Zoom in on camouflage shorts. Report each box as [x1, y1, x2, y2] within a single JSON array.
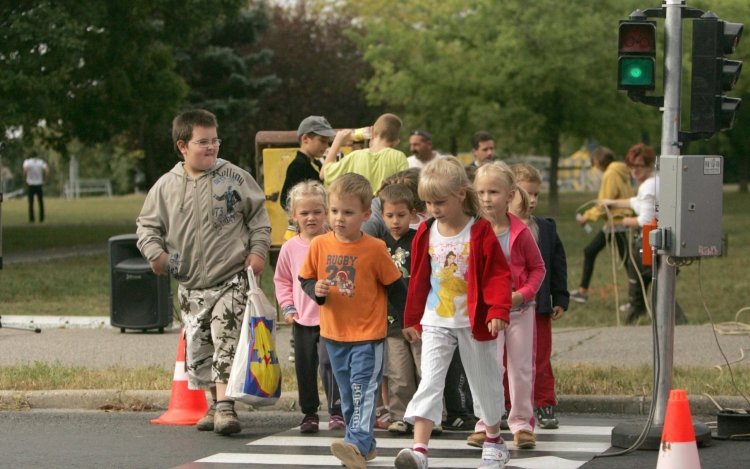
[[179, 271, 248, 389]]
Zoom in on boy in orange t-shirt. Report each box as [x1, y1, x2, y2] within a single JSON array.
[[299, 173, 407, 469]]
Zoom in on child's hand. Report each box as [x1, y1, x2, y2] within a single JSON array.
[[284, 313, 299, 325], [402, 327, 421, 344], [511, 292, 524, 307], [334, 129, 353, 146], [245, 253, 265, 276], [149, 252, 169, 276], [487, 318, 509, 336], [551, 306, 565, 320], [315, 279, 331, 297]]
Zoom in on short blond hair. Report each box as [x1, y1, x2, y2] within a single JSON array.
[[373, 113, 402, 143], [510, 163, 542, 185], [419, 156, 481, 217], [328, 173, 373, 211]]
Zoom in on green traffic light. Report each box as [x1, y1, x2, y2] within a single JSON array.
[[619, 57, 654, 87]]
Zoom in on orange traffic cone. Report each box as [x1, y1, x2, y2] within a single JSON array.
[[151, 328, 209, 426], [656, 389, 701, 469]]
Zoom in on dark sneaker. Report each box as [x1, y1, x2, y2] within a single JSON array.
[[443, 414, 479, 431], [626, 307, 646, 324], [570, 291, 588, 304], [330, 439, 366, 469], [300, 413, 320, 433], [535, 406, 559, 429], [196, 403, 216, 431], [431, 424, 443, 436], [328, 413, 345, 431], [388, 420, 414, 435], [500, 410, 509, 430], [213, 403, 241, 436]]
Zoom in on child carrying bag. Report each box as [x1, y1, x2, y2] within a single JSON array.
[[226, 269, 282, 406]]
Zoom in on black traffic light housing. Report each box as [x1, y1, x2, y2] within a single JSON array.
[[690, 12, 744, 134], [618, 17, 657, 92]]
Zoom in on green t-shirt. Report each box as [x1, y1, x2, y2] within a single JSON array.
[[323, 147, 408, 194]]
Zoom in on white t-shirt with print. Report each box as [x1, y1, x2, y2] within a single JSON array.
[[421, 218, 474, 329]]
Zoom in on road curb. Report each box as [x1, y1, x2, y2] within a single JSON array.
[[2, 390, 745, 415]]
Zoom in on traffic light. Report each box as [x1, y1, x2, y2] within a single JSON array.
[[618, 19, 657, 91], [690, 13, 743, 133]]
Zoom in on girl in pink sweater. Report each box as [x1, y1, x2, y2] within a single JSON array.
[[472, 161, 546, 450], [273, 181, 343, 433]]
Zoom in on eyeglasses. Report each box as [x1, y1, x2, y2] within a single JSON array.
[[188, 139, 222, 148]]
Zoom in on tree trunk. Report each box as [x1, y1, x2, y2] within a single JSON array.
[[739, 156, 749, 193], [548, 131, 561, 216]]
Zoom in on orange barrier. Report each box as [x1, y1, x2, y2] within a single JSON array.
[[151, 328, 209, 426]]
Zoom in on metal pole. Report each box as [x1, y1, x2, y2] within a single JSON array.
[[654, 0, 683, 426]]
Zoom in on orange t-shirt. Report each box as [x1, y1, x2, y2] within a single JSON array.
[[299, 232, 402, 342]]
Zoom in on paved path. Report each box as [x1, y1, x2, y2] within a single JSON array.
[[1, 323, 748, 370]]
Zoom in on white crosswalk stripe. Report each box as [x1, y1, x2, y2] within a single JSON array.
[[179, 423, 613, 469]]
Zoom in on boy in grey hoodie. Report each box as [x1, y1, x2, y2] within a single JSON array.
[[136, 109, 271, 435]]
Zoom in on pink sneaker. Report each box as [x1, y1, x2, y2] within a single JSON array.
[[374, 407, 391, 429], [328, 413, 346, 431]]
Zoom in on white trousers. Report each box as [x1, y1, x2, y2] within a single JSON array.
[[475, 305, 537, 434], [404, 326, 505, 427]]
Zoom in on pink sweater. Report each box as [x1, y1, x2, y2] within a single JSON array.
[[273, 235, 321, 327], [507, 213, 546, 304]]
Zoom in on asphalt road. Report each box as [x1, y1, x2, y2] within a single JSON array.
[[1, 411, 747, 469]]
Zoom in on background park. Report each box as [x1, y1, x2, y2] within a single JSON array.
[[1, 1, 749, 402]]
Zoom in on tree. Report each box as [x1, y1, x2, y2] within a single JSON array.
[[248, 2, 384, 137], [344, 0, 661, 214]]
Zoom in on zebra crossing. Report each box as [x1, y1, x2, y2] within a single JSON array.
[[178, 421, 613, 469]]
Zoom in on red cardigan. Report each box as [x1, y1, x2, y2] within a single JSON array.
[[404, 217, 513, 341]]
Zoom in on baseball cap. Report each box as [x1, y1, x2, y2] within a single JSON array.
[[297, 116, 336, 138], [410, 129, 432, 141]]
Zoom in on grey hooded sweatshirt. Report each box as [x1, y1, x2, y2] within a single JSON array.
[[136, 159, 271, 289]]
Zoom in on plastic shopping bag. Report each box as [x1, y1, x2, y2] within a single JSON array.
[[226, 270, 282, 406]]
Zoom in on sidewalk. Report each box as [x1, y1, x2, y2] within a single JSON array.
[[1, 321, 748, 413]]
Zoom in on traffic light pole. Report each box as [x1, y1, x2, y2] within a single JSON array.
[[653, 0, 683, 427]]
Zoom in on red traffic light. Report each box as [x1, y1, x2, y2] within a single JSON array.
[[619, 23, 657, 54]]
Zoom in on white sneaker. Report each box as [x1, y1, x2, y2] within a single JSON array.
[[395, 448, 428, 469], [619, 303, 630, 312], [478, 441, 510, 469]]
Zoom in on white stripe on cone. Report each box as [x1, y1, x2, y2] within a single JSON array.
[[656, 441, 701, 469], [173, 361, 189, 382]]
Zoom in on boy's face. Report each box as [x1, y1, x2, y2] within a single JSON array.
[[517, 181, 540, 214], [300, 133, 330, 159], [382, 201, 415, 240], [178, 126, 219, 177], [329, 192, 371, 243]]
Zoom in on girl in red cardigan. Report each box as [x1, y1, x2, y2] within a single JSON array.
[[471, 161, 546, 450], [395, 157, 513, 469]]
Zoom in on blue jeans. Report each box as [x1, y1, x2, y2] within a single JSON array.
[[326, 340, 384, 456]]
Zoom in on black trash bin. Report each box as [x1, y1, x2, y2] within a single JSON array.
[[109, 234, 172, 333]]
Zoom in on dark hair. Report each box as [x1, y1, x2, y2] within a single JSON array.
[[471, 130, 494, 150], [591, 146, 615, 168], [410, 129, 432, 142], [379, 184, 415, 212], [172, 110, 218, 155], [378, 168, 425, 213], [625, 143, 656, 168]]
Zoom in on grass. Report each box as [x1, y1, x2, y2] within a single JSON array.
[[2, 362, 748, 397], [2, 192, 749, 396], [7, 192, 747, 325]]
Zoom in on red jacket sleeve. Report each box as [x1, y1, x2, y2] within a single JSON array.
[[477, 222, 512, 324]]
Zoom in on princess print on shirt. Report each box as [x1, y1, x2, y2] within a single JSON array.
[[427, 244, 470, 318]]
